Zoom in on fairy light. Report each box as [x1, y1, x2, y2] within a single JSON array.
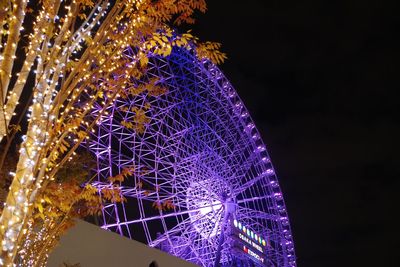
[[0, 0, 209, 264]]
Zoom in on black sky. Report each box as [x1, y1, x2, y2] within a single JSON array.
[[189, 1, 399, 266]]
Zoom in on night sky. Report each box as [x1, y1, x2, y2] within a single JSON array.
[[189, 1, 399, 266]]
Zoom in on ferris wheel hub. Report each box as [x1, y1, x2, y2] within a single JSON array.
[[224, 198, 236, 215]]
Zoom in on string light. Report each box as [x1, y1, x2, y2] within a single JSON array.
[[0, 0, 215, 265]]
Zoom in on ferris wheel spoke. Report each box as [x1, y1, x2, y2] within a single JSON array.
[[96, 182, 223, 211], [183, 206, 222, 238], [149, 216, 193, 247], [225, 136, 256, 170], [193, 206, 223, 238], [237, 196, 275, 204], [236, 205, 281, 221], [103, 201, 225, 229], [232, 171, 271, 197], [185, 211, 221, 242], [147, 190, 221, 209], [150, 205, 223, 248]]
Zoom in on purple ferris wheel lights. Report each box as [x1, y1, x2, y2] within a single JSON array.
[[90, 46, 296, 267]]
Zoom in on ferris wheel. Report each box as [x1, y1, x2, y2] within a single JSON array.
[[89, 46, 296, 267]]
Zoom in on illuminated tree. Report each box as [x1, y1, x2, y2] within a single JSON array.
[[0, 0, 225, 265]]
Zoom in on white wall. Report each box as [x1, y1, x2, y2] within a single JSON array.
[[47, 220, 198, 267]]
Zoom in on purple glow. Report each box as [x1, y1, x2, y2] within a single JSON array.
[[90, 47, 296, 267]]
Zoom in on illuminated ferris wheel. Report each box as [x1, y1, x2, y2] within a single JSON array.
[[89, 46, 296, 267]]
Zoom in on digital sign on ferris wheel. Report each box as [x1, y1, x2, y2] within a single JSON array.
[[232, 219, 269, 266]]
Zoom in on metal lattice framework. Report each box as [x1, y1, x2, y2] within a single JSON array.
[[89, 47, 296, 267]]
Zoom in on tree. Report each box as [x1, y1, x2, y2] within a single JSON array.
[[0, 0, 225, 265]]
